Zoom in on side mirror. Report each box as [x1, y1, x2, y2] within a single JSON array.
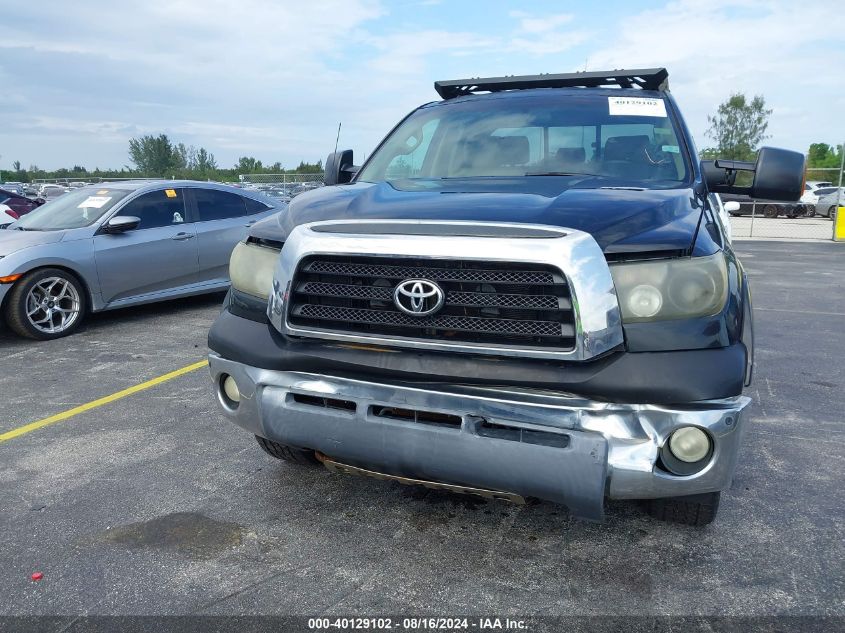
[[35, 198, 46, 205], [702, 147, 805, 201], [324, 149, 358, 186], [104, 215, 141, 234], [724, 201, 741, 213], [750, 147, 805, 201]]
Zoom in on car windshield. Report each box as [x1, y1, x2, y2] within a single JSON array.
[[357, 91, 690, 187], [13, 188, 132, 230]]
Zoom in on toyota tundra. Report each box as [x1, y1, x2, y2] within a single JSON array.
[[207, 69, 804, 525]]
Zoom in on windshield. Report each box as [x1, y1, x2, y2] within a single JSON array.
[[14, 188, 132, 230], [357, 92, 690, 187]]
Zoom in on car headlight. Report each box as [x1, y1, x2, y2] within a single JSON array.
[[609, 253, 728, 323], [229, 240, 281, 299]]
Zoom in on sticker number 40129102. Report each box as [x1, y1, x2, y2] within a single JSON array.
[[608, 96, 667, 117]]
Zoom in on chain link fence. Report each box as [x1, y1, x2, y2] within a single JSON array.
[[238, 173, 324, 204]]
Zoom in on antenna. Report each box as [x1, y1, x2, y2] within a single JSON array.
[[334, 122, 342, 155]]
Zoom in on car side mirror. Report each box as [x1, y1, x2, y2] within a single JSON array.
[[104, 215, 141, 234], [324, 149, 358, 186], [702, 147, 805, 201], [35, 198, 46, 205], [724, 201, 741, 213]]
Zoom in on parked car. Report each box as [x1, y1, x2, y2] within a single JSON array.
[[38, 185, 69, 200], [814, 187, 844, 219], [0, 181, 283, 340], [208, 68, 804, 525], [1, 183, 26, 196], [719, 192, 806, 218], [0, 188, 46, 218], [799, 180, 834, 206]]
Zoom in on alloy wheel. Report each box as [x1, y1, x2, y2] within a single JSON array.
[[25, 276, 81, 335]]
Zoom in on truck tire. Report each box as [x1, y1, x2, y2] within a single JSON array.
[[645, 491, 720, 526], [4, 268, 87, 340], [255, 435, 319, 465], [763, 205, 779, 218]]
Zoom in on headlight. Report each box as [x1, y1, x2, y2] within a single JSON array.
[[609, 253, 728, 323], [229, 241, 280, 299]]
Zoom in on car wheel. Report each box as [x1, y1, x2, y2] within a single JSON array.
[[4, 268, 87, 340], [763, 205, 779, 218], [829, 206, 838, 219], [645, 491, 720, 526], [255, 435, 319, 465], [806, 206, 816, 218]]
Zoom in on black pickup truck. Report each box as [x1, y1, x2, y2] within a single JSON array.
[[208, 69, 804, 525]]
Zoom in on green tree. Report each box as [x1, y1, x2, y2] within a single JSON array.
[[807, 143, 843, 168], [235, 156, 263, 173], [705, 93, 772, 161], [12, 160, 21, 172], [128, 134, 183, 176]]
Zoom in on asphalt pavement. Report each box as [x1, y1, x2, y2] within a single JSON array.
[[0, 241, 842, 626]]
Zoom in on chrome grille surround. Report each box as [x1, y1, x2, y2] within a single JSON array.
[[269, 220, 624, 361]]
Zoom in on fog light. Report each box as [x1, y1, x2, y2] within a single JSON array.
[[669, 426, 710, 463], [222, 375, 241, 404]]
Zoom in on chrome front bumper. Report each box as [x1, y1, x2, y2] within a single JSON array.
[[209, 353, 750, 521]]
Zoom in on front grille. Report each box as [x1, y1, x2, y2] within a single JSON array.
[[287, 256, 576, 350]]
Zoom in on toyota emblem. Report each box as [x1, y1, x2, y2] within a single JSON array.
[[393, 279, 445, 317]]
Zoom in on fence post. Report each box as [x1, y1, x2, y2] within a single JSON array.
[[834, 141, 845, 241], [750, 201, 756, 238]]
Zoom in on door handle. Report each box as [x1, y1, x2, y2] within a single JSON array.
[[171, 232, 195, 241], [244, 221, 257, 227]]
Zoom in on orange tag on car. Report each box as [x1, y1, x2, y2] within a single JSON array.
[[165, 189, 177, 198]]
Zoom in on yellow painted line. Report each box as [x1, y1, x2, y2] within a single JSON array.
[[0, 359, 209, 444]]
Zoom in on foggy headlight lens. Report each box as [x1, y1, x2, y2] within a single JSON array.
[[230, 241, 280, 299], [628, 284, 663, 318], [610, 253, 728, 322]]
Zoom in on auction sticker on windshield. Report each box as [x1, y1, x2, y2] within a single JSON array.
[[77, 196, 112, 209], [608, 96, 667, 117]]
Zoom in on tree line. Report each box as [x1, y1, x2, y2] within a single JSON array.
[[5, 133, 323, 183]]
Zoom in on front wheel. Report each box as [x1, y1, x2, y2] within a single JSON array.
[[4, 268, 87, 340], [255, 436, 319, 465], [829, 206, 838, 219], [644, 491, 720, 526], [763, 205, 779, 218]]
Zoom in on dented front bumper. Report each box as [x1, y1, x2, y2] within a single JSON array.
[[209, 353, 750, 521]]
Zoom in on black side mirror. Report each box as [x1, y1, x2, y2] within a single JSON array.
[[702, 147, 805, 201], [104, 215, 141, 234], [324, 150, 358, 186]]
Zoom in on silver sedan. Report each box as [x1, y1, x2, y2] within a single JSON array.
[[0, 180, 282, 340], [814, 188, 844, 219]]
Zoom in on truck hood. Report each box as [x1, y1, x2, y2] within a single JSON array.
[[0, 228, 65, 257], [252, 178, 704, 253]]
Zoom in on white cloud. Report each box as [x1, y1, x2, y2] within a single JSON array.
[[1, 0, 843, 170], [587, 0, 845, 150]]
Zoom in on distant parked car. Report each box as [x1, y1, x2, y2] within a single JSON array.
[[800, 180, 834, 207], [0, 189, 45, 225], [814, 188, 844, 219], [0, 180, 283, 340], [38, 185, 69, 200], [1, 183, 26, 196], [719, 193, 806, 218]]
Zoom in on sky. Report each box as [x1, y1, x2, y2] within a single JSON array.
[[1, 0, 843, 172]]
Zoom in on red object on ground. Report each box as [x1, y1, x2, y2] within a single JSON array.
[[31, 572, 43, 581]]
